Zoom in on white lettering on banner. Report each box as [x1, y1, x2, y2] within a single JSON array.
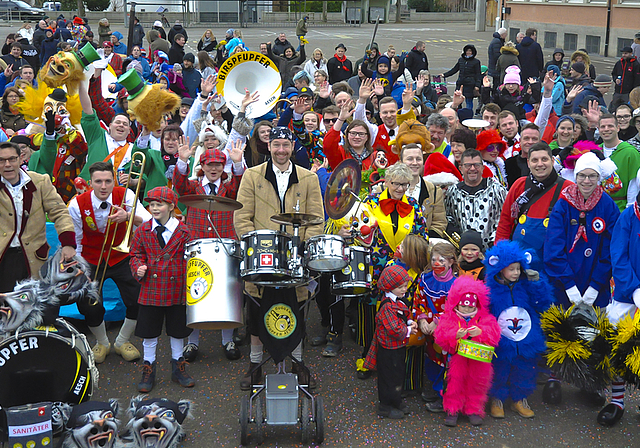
[[0, 337, 39, 367], [8, 420, 52, 436]]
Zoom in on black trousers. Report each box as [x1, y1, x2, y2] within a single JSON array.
[[377, 346, 406, 408], [316, 273, 345, 335], [0, 247, 29, 293], [81, 257, 140, 327]]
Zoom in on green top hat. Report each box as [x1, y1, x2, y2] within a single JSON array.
[[118, 68, 147, 100], [75, 43, 101, 70]]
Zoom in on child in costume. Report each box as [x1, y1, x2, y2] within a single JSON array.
[[434, 276, 501, 426], [458, 230, 486, 281], [363, 264, 417, 419], [415, 242, 459, 410], [129, 186, 195, 393], [484, 240, 552, 419]]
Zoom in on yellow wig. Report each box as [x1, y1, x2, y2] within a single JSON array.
[[17, 82, 82, 127]]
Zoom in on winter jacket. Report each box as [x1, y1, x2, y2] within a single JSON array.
[[481, 82, 541, 121], [168, 42, 185, 65], [516, 36, 544, 81], [268, 44, 306, 87], [153, 26, 167, 40], [404, 47, 429, 79], [495, 45, 520, 84], [443, 45, 482, 99], [112, 41, 127, 55], [611, 204, 640, 305], [570, 50, 596, 80], [40, 36, 59, 66], [98, 24, 111, 46], [296, 18, 308, 36], [54, 27, 71, 42], [16, 39, 39, 72], [562, 82, 605, 115], [487, 32, 504, 77], [326, 54, 353, 84], [272, 38, 293, 57], [303, 58, 327, 79], [543, 75, 566, 116], [147, 30, 170, 56], [611, 56, 640, 95], [167, 24, 188, 44], [32, 27, 48, 50], [131, 55, 151, 80], [0, 108, 26, 132], [132, 23, 145, 48], [197, 38, 217, 53], [181, 67, 202, 99]]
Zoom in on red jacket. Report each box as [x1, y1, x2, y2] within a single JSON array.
[[323, 127, 376, 171], [371, 125, 399, 166], [526, 109, 558, 144], [172, 166, 241, 240], [363, 296, 410, 370], [129, 219, 192, 306]]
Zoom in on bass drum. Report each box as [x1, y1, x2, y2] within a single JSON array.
[[330, 246, 372, 297], [185, 238, 243, 330], [0, 318, 96, 408]]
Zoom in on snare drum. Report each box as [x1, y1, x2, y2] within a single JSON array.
[[0, 318, 96, 408], [331, 246, 372, 297], [457, 339, 495, 363], [185, 238, 243, 330], [304, 234, 347, 272], [240, 230, 306, 286]]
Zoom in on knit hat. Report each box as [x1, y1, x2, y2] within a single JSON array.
[[574, 151, 603, 180], [503, 65, 521, 85], [270, 126, 294, 141], [377, 265, 412, 293], [111, 31, 123, 40], [555, 115, 575, 128], [200, 147, 226, 165], [571, 62, 586, 74], [183, 53, 195, 63], [459, 230, 483, 251], [423, 152, 463, 186], [144, 186, 178, 206], [547, 64, 561, 77], [377, 55, 390, 68], [593, 74, 612, 89]]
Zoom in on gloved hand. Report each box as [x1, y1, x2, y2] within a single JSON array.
[[565, 285, 583, 305], [582, 286, 599, 306], [633, 288, 640, 309], [44, 109, 55, 135]]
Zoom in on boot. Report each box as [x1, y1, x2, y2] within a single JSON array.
[[511, 398, 535, 418], [490, 399, 505, 419], [469, 414, 483, 426], [292, 362, 317, 389], [597, 403, 624, 426], [310, 326, 329, 346], [444, 413, 458, 427], [542, 380, 562, 404], [170, 358, 195, 388], [321, 332, 343, 357], [240, 362, 262, 391], [378, 404, 404, 419], [137, 361, 156, 393]]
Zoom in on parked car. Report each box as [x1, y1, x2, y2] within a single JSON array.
[[0, 0, 45, 20], [42, 1, 61, 11]]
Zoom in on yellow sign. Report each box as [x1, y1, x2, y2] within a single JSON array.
[[264, 304, 297, 339], [186, 258, 213, 305]]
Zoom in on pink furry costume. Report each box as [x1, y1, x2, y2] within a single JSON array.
[[434, 276, 501, 417]]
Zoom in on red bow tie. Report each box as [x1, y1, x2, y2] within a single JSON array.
[[379, 198, 413, 218]]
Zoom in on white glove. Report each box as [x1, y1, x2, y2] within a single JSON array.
[[565, 285, 583, 305], [582, 286, 599, 306], [633, 288, 640, 309]]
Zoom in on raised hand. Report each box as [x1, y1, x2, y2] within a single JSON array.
[[402, 83, 415, 108], [229, 139, 246, 163], [318, 80, 330, 99], [177, 135, 193, 162], [293, 96, 311, 114], [201, 74, 217, 96], [584, 99, 601, 128], [452, 89, 465, 108], [527, 77, 538, 84], [240, 88, 260, 113], [373, 78, 385, 96], [4, 64, 13, 79], [566, 84, 583, 103], [359, 78, 374, 103], [416, 75, 425, 92], [338, 99, 354, 122]]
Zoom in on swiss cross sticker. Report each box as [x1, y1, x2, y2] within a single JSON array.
[[38, 407, 45, 416], [260, 254, 273, 266]]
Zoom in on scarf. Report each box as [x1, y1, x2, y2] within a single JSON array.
[[379, 198, 413, 218], [347, 145, 372, 165], [510, 169, 558, 218], [455, 308, 478, 320], [562, 183, 603, 252], [203, 36, 212, 46], [334, 53, 347, 63]]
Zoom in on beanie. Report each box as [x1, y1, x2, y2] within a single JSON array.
[[503, 65, 521, 85]]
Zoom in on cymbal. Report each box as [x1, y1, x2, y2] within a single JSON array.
[[178, 194, 243, 212], [270, 212, 324, 227], [324, 159, 362, 220]]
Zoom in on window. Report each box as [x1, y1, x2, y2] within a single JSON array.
[[618, 38, 633, 54], [585, 35, 601, 55], [564, 33, 578, 52], [544, 32, 557, 49], [509, 28, 520, 44]]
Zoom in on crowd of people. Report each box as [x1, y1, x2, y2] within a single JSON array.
[[2, 15, 640, 430]]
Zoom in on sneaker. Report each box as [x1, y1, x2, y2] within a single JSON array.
[[425, 399, 444, 413], [310, 326, 329, 346], [421, 386, 440, 403], [321, 332, 343, 357], [92, 343, 110, 364], [490, 399, 505, 419], [183, 343, 199, 363], [444, 413, 458, 427], [240, 362, 262, 391], [114, 342, 141, 362], [170, 357, 195, 388], [224, 341, 241, 360], [378, 404, 404, 419], [469, 414, 483, 426], [511, 398, 535, 418], [137, 361, 156, 393], [398, 401, 411, 415]]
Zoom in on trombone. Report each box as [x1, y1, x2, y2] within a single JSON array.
[[95, 151, 146, 293]]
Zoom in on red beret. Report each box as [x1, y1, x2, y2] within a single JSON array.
[[200, 148, 226, 166], [144, 186, 178, 206]]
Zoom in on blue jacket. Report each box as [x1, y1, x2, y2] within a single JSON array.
[[131, 55, 151, 80], [611, 204, 640, 304], [181, 67, 202, 99], [516, 36, 544, 80], [544, 192, 620, 307], [113, 42, 127, 55], [485, 240, 552, 360]]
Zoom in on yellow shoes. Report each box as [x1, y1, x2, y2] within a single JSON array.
[[114, 342, 141, 362], [511, 399, 535, 418], [490, 399, 505, 419], [92, 343, 110, 364]]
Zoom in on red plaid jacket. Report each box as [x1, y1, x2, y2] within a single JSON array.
[[129, 219, 192, 306], [363, 296, 410, 370], [173, 167, 242, 240]]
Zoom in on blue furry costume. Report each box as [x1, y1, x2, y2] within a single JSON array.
[[484, 240, 553, 402]]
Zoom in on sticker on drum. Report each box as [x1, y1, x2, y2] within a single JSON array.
[[186, 258, 213, 305], [247, 247, 254, 256], [358, 263, 365, 271], [342, 265, 352, 275]]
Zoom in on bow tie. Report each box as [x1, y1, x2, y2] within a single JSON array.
[[507, 138, 517, 147], [379, 198, 413, 218], [388, 129, 395, 137]]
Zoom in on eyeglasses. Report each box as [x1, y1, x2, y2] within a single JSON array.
[[389, 181, 409, 189], [576, 173, 599, 181], [0, 156, 19, 164], [461, 162, 483, 170], [348, 131, 367, 138], [616, 115, 632, 120]]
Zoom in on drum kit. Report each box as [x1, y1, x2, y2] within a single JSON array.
[[182, 160, 375, 330]]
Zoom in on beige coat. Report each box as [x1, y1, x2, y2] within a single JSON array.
[[234, 160, 324, 301], [0, 171, 75, 278], [419, 178, 447, 237]]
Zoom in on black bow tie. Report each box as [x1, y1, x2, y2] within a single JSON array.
[[388, 129, 395, 137], [507, 139, 516, 147], [100, 202, 108, 210]]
